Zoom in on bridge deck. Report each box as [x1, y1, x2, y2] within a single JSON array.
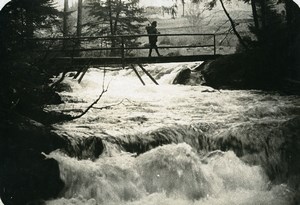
[[54, 55, 221, 66]]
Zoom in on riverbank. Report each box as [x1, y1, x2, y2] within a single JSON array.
[[0, 59, 75, 204]]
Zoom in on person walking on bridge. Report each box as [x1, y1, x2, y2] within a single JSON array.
[[146, 21, 161, 57]]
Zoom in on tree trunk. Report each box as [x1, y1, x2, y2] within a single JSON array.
[[259, 0, 267, 29], [108, 0, 114, 36], [114, 12, 120, 35], [63, 0, 69, 53], [251, 0, 260, 31], [63, 0, 69, 37], [108, 0, 116, 56], [250, 0, 261, 42], [113, 0, 122, 34], [219, 0, 248, 50], [77, 0, 83, 37], [76, 0, 83, 55]]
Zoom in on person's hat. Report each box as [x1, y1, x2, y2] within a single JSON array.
[[151, 21, 157, 26]]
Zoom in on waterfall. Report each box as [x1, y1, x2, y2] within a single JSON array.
[[47, 144, 294, 205], [45, 62, 300, 204]]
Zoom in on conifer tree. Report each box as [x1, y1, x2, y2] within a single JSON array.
[[86, 0, 146, 55], [0, 0, 60, 56]]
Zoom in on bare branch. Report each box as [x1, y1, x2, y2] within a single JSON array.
[[70, 87, 108, 120], [218, 0, 249, 50], [214, 19, 230, 34], [219, 27, 233, 45], [68, 69, 109, 120], [92, 98, 137, 110], [92, 99, 125, 110]]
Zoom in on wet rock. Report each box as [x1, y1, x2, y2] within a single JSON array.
[[200, 54, 250, 89], [0, 110, 68, 204], [186, 70, 206, 86], [172, 68, 191, 85], [54, 82, 73, 92], [0, 111, 68, 153], [0, 152, 64, 205], [199, 51, 285, 90], [50, 131, 106, 160], [79, 136, 105, 160], [193, 61, 212, 72]]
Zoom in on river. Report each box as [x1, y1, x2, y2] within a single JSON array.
[[45, 62, 299, 205]]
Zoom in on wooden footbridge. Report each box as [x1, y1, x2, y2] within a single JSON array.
[[32, 33, 222, 84]]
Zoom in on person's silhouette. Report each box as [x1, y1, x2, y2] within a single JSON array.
[[146, 21, 161, 57]]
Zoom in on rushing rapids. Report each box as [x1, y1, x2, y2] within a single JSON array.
[[44, 62, 299, 204]]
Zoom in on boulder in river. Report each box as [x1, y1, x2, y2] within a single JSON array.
[[172, 68, 191, 85]]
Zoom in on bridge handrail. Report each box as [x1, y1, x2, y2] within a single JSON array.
[[28, 33, 216, 41], [28, 33, 217, 61], [36, 44, 215, 51]]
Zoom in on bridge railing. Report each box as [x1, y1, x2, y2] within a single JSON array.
[[29, 33, 217, 59]]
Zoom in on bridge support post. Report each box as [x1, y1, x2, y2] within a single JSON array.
[[121, 37, 125, 69], [131, 64, 145, 85], [78, 66, 89, 83], [213, 34, 216, 55], [138, 64, 159, 85]]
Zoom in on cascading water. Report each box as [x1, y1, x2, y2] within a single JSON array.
[[45, 62, 299, 205], [47, 145, 293, 205]]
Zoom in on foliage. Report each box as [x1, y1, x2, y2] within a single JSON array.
[[0, 0, 65, 123], [0, 2, 68, 198], [0, 0, 60, 58], [194, 0, 300, 88], [239, 0, 295, 78], [85, 0, 147, 55], [248, 0, 286, 44]]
